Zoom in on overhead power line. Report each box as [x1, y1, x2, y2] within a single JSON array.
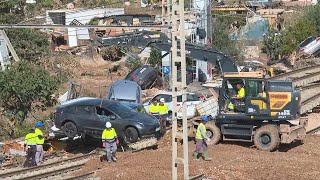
[[0, 24, 171, 29]]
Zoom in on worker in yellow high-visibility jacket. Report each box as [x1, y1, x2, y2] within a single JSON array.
[[225, 83, 246, 111], [193, 116, 212, 161], [149, 99, 159, 115], [158, 98, 168, 115], [24, 129, 38, 167], [101, 122, 119, 163]]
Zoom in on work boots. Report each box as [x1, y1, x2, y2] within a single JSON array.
[[193, 152, 199, 160], [203, 151, 212, 161], [112, 152, 117, 162]]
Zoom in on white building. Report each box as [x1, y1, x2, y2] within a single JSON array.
[[46, 7, 124, 47]]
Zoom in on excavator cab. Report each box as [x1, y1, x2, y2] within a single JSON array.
[[217, 72, 300, 120]]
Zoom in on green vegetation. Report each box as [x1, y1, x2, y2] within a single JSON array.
[[0, 1, 51, 62], [5, 29, 50, 61], [148, 48, 162, 67], [0, 62, 66, 123], [212, 14, 245, 61], [262, 4, 320, 62]]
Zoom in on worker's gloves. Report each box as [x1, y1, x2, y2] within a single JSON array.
[[116, 139, 119, 145], [206, 138, 211, 142]]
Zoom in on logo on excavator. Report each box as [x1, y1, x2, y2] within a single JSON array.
[[143, 34, 161, 39], [278, 110, 291, 118]]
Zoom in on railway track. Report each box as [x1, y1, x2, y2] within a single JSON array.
[[299, 83, 320, 114], [0, 151, 68, 171], [271, 64, 320, 81], [271, 65, 320, 87], [0, 153, 94, 180], [270, 65, 320, 114]]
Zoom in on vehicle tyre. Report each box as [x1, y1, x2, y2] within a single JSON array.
[[124, 127, 139, 143], [254, 124, 280, 151], [62, 121, 78, 138], [205, 122, 221, 145]]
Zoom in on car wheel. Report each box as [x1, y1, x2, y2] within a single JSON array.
[[63, 122, 78, 138], [124, 127, 139, 143]]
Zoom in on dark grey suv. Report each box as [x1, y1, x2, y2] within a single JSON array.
[[54, 97, 161, 144]]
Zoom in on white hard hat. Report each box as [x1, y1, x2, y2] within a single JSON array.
[[106, 122, 112, 128], [160, 98, 165, 103]]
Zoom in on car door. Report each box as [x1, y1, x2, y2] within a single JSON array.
[[101, 107, 123, 136], [74, 105, 97, 136], [95, 106, 122, 139]]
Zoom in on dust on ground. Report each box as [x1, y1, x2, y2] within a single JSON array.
[[76, 133, 320, 180]]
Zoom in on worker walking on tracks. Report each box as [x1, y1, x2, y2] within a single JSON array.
[[193, 116, 212, 161], [102, 122, 119, 163], [24, 128, 38, 167], [35, 121, 45, 165]]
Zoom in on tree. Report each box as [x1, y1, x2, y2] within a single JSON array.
[[212, 17, 242, 61], [5, 29, 50, 61], [280, 14, 316, 56], [0, 0, 25, 14], [262, 9, 318, 62], [0, 62, 65, 123], [262, 29, 282, 63], [148, 47, 162, 66]]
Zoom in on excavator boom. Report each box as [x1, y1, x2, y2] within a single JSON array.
[[96, 30, 238, 74]]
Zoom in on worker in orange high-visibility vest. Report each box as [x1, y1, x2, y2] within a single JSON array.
[[101, 122, 119, 163]]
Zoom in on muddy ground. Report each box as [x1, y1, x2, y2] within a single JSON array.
[[76, 133, 320, 180], [65, 57, 320, 180]]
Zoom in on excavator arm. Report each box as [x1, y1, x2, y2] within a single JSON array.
[[96, 30, 238, 74]]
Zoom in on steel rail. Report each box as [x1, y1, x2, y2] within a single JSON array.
[[17, 163, 85, 180], [0, 153, 92, 178], [62, 172, 95, 180], [270, 65, 320, 80], [300, 83, 320, 102], [0, 151, 67, 170], [292, 71, 320, 87], [301, 93, 320, 114], [307, 126, 320, 135]]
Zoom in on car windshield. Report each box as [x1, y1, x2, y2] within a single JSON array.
[[125, 67, 141, 79], [105, 102, 136, 118], [300, 36, 316, 47]]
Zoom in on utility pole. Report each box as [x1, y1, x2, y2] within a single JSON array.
[[171, 0, 189, 179]]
